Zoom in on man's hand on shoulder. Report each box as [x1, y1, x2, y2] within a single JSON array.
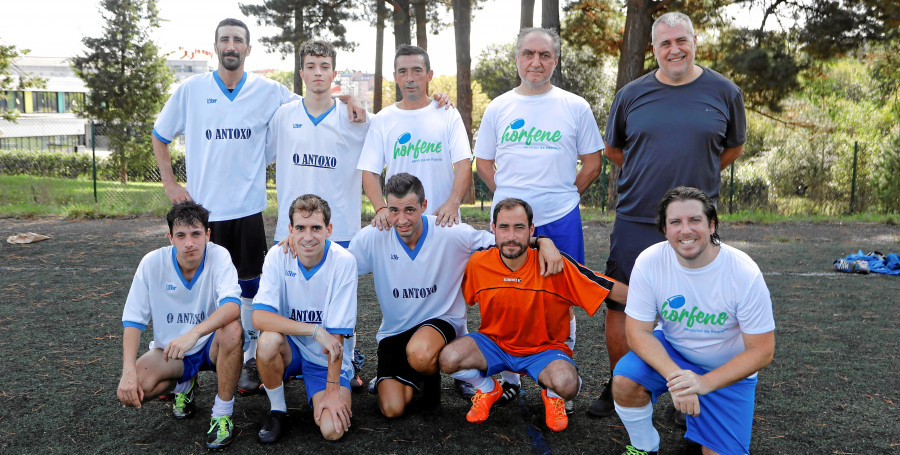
[[433, 200, 461, 227], [536, 237, 564, 277], [371, 207, 392, 231], [432, 92, 456, 110], [338, 94, 368, 123]]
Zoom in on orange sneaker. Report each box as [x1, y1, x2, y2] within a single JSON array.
[[466, 378, 503, 423], [541, 389, 568, 431]]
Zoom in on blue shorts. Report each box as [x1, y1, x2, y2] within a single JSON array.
[[535, 205, 585, 265], [613, 331, 757, 455], [284, 336, 351, 405], [467, 332, 576, 387], [180, 334, 217, 383]]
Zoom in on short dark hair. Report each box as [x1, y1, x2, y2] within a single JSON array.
[[656, 186, 721, 245], [215, 18, 250, 43], [394, 44, 431, 72], [166, 200, 210, 234], [516, 27, 561, 59], [299, 39, 336, 68], [385, 172, 425, 205], [288, 194, 332, 226], [492, 198, 533, 227]]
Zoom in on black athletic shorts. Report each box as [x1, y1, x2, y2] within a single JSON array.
[[209, 212, 268, 279], [375, 318, 456, 391]]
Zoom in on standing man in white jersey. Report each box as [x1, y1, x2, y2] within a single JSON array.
[[357, 44, 472, 231], [612, 187, 774, 455], [345, 173, 562, 419], [474, 27, 626, 410], [252, 195, 357, 444], [152, 19, 366, 395], [118, 201, 243, 450]]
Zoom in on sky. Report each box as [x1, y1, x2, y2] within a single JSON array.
[[2, 0, 528, 76]]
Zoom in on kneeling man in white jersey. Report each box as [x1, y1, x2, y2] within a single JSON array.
[[346, 173, 562, 419], [252, 194, 357, 443], [613, 187, 775, 455], [118, 201, 243, 450]]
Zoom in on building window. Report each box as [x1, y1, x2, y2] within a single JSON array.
[[1, 91, 24, 114], [32, 92, 57, 113], [63, 92, 84, 113]]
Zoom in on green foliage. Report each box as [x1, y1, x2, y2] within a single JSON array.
[[0, 43, 46, 122], [427, 74, 490, 130], [471, 42, 516, 100], [875, 131, 900, 213], [0, 149, 185, 183], [70, 0, 173, 184]]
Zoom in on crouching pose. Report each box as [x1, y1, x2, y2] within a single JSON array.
[[118, 201, 244, 450], [252, 194, 357, 443], [439, 198, 628, 432]]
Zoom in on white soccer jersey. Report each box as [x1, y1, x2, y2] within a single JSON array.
[[267, 99, 370, 243], [357, 100, 471, 214], [349, 216, 494, 342], [474, 87, 602, 226], [153, 71, 299, 222], [253, 241, 358, 375], [627, 242, 776, 374], [122, 243, 242, 355]]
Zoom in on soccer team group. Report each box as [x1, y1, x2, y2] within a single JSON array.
[[116, 11, 775, 455]]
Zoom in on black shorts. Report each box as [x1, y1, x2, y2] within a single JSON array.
[[209, 212, 268, 279], [375, 318, 456, 391]]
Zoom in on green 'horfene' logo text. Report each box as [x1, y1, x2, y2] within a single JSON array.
[[393, 132, 442, 159], [500, 118, 562, 145], [660, 295, 728, 328]]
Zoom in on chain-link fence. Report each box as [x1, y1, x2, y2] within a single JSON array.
[[0, 117, 889, 217]]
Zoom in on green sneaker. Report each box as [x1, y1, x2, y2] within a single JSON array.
[[206, 415, 234, 450], [622, 445, 657, 455], [172, 376, 196, 419]]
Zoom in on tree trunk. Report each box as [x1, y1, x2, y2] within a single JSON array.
[[414, 0, 427, 50], [520, 0, 534, 28], [607, 0, 659, 211], [393, 0, 411, 101], [375, 0, 385, 113], [454, 0, 474, 203], [293, 7, 304, 95], [541, 0, 562, 88]]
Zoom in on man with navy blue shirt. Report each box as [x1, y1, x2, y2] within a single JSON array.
[[589, 12, 747, 419], [118, 201, 244, 450]]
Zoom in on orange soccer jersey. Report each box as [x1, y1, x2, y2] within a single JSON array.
[[462, 247, 616, 357]]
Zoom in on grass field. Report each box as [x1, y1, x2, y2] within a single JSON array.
[[0, 215, 898, 454]]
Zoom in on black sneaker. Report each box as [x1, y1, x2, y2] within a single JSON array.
[[172, 375, 197, 419], [496, 380, 521, 405], [455, 378, 476, 400], [586, 378, 614, 418], [238, 359, 260, 395], [257, 410, 287, 444], [206, 415, 234, 450]]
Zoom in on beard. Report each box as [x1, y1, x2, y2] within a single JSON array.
[[220, 52, 242, 71], [500, 240, 527, 260]]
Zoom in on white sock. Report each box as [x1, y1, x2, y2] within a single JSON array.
[[264, 383, 287, 413], [565, 316, 577, 351], [546, 389, 563, 399], [614, 402, 660, 452], [500, 371, 520, 386], [451, 369, 495, 392], [211, 395, 234, 418], [241, 297, 257, 362], [173, 379, 192, 394]]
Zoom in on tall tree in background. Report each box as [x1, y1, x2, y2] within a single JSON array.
[[0, 44, 45, 122], [239, 0, 355, 95], [71, 0, 172, 184], [374, 0, 387, 112], [540, 0, 563, 87]]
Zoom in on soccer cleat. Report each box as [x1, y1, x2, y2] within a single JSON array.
[[586, 378, 614, 418], [466, 378, 503, 424], [238, 358, 260, 395], [622, 445, 658, 455], [496, 379, 521, 406], [257, 410, 287, 444], [172, 375, 197, 419], [851, 260, 870, 274], [350, 348, 365, 393], [565, 399, 575, 415], [455, 378, 477, 400], [367, 376, 378, 394], [541, 389, 568, 431], [833, 258, 852, 273], [350, 374, 364, 393], [206, 415, 234, 450]]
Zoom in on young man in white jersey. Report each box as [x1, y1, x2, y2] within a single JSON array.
[[613, 187, 775, 455], [252, 195, 357, 444], [474, 27, 622, 412], [118, 201, 243, 450], [152, 19, 368, 396], [357, 44, 472, 232], [344, 173, 563, 419]]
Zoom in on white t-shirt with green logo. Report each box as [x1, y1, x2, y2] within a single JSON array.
[[357, 100, 471, 213], [474, 87, 602, 226], [627, 241, 775, 375]]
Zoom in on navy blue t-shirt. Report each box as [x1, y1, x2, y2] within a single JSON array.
[[605, 66, 746, 223]]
